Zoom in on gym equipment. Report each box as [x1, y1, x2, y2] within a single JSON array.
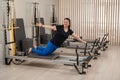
[[3, 0, 17, 65], [32, 2, 41, 46], [64, 43, 93, 74], [65, 32, 109, 54], [99, 33, 109, 51], [15, 18, 26, 51], [87, 38, 101, 59], [82, 33, 109, 51], [3, 1, 93, 74], [89, 33, 109, 56], [21, 38, 33, 51], [51, 4, 57, 25], [5, 44, 92, 74], [4, 20, 92, 74], [63, 37, 104, 60], [28, 53, 59, 60], [0, 27, 19, 31]]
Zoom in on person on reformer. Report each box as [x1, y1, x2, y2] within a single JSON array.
[[28, 18, 86, 56]]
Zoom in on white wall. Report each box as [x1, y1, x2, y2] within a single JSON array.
[[0, 0, 4, 64], [15, 0, 58, 38], [58, 0, 120, 45]]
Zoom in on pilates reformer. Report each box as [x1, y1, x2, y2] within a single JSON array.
[[84, 33, 109, 51], [99, 33, 109, 51], [5, 42, 93, 75], [63, 32, 109, 56], [62, 37, 101, 59]]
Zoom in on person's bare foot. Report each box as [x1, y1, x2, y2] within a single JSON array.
[[24, 48, 32, 56], [28, 48, 32, 54], [34, 45, 37, 49]]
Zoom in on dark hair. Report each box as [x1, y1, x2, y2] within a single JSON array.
[[36, 20, 40, 24], [64, 18, 71, 29]]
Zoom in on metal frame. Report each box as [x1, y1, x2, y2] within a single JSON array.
[[5, 44, 93, 75]]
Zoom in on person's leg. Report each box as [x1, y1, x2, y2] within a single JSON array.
[[31, 41, 58, 56], [36, 46, 45, 50], [41, 41, 58, 55], [33, 45, 44, 50], [31, 48, 44, 55]]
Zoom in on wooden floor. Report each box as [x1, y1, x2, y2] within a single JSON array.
[[0, 46, 120, 80]]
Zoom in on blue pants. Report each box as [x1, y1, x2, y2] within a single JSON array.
[[31, 41, 58, 56]]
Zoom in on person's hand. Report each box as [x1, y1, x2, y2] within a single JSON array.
[[83, 41, 87, 44], [36, 22, 43, 27]]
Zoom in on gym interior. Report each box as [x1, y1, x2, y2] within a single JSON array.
[[0, 0, 120, 80]]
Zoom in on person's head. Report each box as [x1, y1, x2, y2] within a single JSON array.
[[63, 18, 71, 28], [35, 21, 40, 27]]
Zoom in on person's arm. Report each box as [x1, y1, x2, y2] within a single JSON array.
[[42, 25, 56, 31], [71, 33, 86, 44], [36, 22, 56, 31]]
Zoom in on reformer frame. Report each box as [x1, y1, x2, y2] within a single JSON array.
[[5, 42, 93, 75]]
